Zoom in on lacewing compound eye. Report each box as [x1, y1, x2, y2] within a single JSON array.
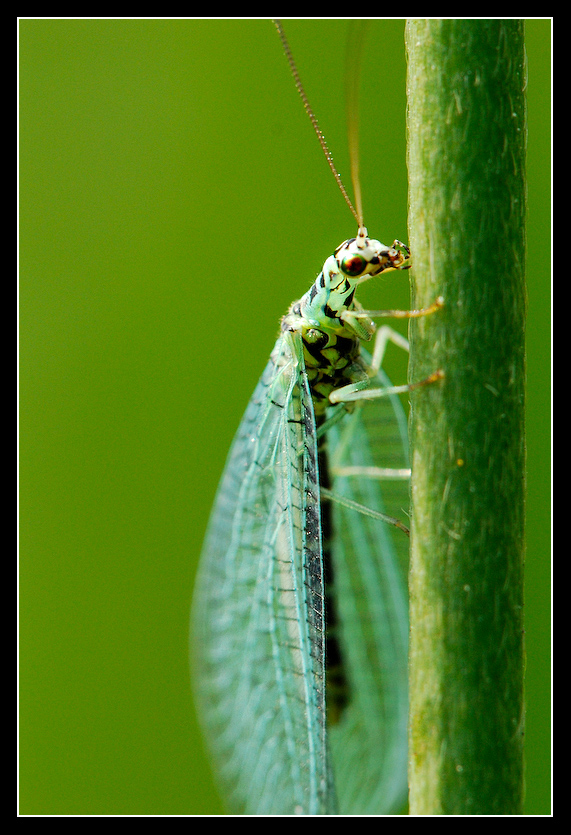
[[340, 253, 367, 276]]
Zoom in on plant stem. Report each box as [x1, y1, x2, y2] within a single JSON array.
[[405, 19, 526, 815]]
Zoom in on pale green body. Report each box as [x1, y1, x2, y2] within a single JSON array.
[[192, 235, 411, 814]]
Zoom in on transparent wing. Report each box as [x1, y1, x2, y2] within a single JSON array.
[[327, 356, 410, 815], [191, 331, 330, 815]]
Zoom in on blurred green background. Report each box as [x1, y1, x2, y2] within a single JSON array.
[[19, 19, 550, 815]]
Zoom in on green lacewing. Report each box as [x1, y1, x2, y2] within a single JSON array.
[[191, 20, 441, 815]]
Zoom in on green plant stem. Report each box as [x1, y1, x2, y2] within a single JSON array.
[[405, 19, 526, 815]]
